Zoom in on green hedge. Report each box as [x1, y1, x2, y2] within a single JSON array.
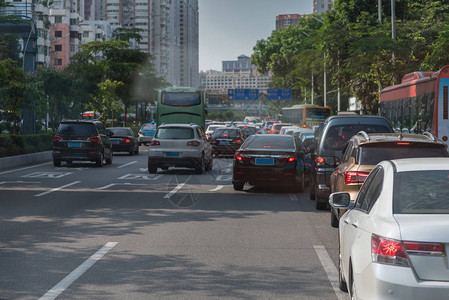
[[0, 133, 54, 158]]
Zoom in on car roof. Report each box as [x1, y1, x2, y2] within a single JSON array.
[[158, 123, 199, 128], [61, 120, 100, 124], [351, 132, 446, 147], [385, 157, 449, 172]]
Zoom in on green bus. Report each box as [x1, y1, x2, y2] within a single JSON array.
[[156, 87, 206, 128]]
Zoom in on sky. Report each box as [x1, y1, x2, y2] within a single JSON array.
[[198, 0, 313, 72]]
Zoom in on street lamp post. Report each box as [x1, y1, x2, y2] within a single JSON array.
[[311, 16, 326, 106]]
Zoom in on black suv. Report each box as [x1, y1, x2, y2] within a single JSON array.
[[309, 115, 394, 210], [53, 120, 113, 167], [210, 127, 245, 156]]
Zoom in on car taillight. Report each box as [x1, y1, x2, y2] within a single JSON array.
[[404, 241, 445, 256], [187, 140, 200, 146], [344, 171, 369, 185], [278, 155, 297, 162], [53, 135, 62, 143], [371, 234, 410, 267], [234, 139, 242, 143], [316, 157, 325, 165], [150, 139, 160, 146], [235, 152, 251, 162], [88, 136, 101, 143], [121, 138, 131, 144], [397, 142, 410, 145]]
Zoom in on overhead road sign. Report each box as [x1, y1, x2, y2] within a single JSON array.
[[267, 88, 292, 100], [228, 89, 259, 101]]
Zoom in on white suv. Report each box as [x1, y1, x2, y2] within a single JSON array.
[[147, 123, 213, 174]]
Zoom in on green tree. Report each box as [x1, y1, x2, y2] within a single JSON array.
[[90, 79, 123, 125]]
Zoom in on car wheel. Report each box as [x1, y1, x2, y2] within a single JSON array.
[[309, 179, 316, 200], [315, 194, 327, 210], [135, 146, 139, 155], [205, 157, 213, 171], [331, 209, 339, 228], [66, 160, 72, 165], [96, 153, 104, 167], [233, 182, 244, 191], [349, 264, 357, 300], [129, 147, 134, 155], [295, 172, 305, 193], [195, 157, 205, 174], [339, 251, 348, 292], [53, 159, 61, 167], [106, 151, 113, 164], [148, 163, 157, 174]]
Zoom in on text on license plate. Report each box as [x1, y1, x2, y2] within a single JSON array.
[[68, 142, 82, 147], [111, 140, 120, 144], [255, 158, 274, 165], [165, 152, 180, 157], [219, 140, 229, 144]]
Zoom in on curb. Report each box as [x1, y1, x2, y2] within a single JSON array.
[[0, 151, 52, 171]]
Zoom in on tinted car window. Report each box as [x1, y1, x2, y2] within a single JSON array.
[[323, 125, 392, 151], [239, 127, 257, 136], [359, 144, 447, 165], [394, 170, 449, 214], [242, 135, 295, 150], [212, 128, 240, 138], [156, 128, 194, 139], [57, 123, 97, 136], [162, 92, 201, 106], [109, 128, 132, 136]]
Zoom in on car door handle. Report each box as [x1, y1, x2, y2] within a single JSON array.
[[344, 217, 350, 224], [352, 220, 359, 228]]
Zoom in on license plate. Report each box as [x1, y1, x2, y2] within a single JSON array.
[[111, 139, 120, 144], [219, 140, 229, 144], [255, 158, 274, 165], [165, 152, 180, 157], [68, 142, 81, 147]]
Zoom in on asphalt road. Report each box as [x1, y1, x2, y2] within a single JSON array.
[[0, 147, 345, 300]]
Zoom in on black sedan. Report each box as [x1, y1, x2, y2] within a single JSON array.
[[210, 127, 245, 157], [232, 134, 306, 191], [107, 127, 139, 155]]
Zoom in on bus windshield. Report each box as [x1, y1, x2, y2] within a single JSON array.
[[306, 108, 331, 120], [162, 92, 201, 106]]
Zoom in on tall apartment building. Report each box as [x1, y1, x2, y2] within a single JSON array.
[[276, 14, 300, 30], [1, 0, 51, 70], [200, 55, 272, 95], [169, 0, 199, 88], [313, 0, 334, 14], [149, 0, 171, 79]]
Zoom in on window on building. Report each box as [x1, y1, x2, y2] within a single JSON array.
[[54, 59, 62, 66], [55, 44, 62, 51], [83, 32, 89, 37], [70, 45, 75, 52], [55, 16, 63, 23]]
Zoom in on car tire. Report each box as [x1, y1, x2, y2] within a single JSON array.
[[96, 153, 104, 167], [349, 263, 356, 300], [53, 159, 61, 167], [205, 157, 213, 171], [135, 146, 139, 155], [309, 179, 316, 200], [295, 172, 305, 193], [338, 250, 348, 292], [331, 209, 339, 228], [129, 147, 134, 155], [233, 182, 244, 191], [66, 160, 72, 165], [195, 157, 205, 174], [315, 193, 327, 210], [106, 152, 113, 165], [148, 163, 157, 174]]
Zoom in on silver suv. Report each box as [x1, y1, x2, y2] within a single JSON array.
[[147, 123, 213, 174]]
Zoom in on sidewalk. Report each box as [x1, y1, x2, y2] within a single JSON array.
[[0, 151, 52, 171]]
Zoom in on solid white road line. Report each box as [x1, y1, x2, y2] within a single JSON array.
[[95, 183, 116, 190], [117, 161, 137, 169], [163, 175, 192, 199], [0, 162, 52, 175], [313, 245, 347, 300], [39, 242, 118, 300], [34, 181, 81, 197], [209, 185, 224, 192], [289, 193, 298, 201]]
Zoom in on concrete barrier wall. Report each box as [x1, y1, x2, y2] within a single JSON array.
[[0, 151, 52, 171]]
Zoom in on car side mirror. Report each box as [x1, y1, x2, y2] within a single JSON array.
[[329, 192, 354, 209]]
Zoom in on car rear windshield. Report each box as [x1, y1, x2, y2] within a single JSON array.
[[212, 128, 239, 138], [155, 127, 194, 139], [239, 127, 257, 135], [162, 92, 201, 106], [109, 128, 131, 136], [57, 123, 97, 136], [394, 170, 449, 214], [323, 124, 392, 151], [142, 124, 156, 130], [243, 136, 295, 150], [359, 144, 448, 165]]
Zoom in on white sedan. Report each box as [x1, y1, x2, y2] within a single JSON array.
[[330, 157, 449, 300]]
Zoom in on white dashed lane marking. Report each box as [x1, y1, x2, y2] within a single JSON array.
[[34, 181, 81, 197], [314, 245, 347, 300]]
